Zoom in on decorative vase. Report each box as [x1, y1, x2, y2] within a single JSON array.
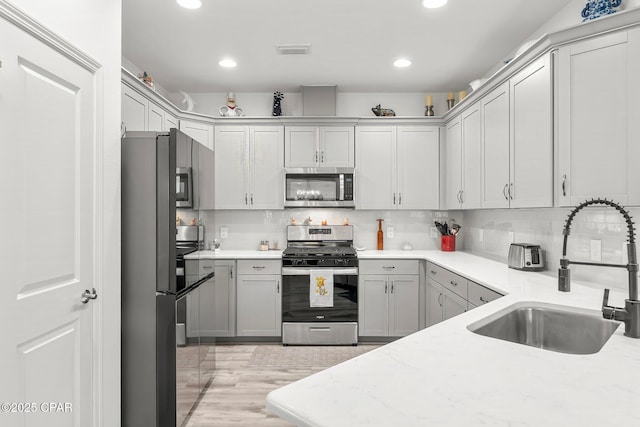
[[581, 0, 622, 21]]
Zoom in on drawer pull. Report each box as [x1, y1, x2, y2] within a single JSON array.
[[479, 296, 490, 304], [252, 266, 266, 270], [202, 266, 213, 269], [450, 281, 457, 287], [430, 270, 437, 275], [382, 266, 396, 270]]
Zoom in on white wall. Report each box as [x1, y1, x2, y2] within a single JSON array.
[[7, 1, 122, 425]]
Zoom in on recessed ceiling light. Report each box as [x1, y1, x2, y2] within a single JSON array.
[[177, 0, 202, 10], [423, 0, 448, 8], [218, 58, 237, 68], [393, 59, 412, 68]]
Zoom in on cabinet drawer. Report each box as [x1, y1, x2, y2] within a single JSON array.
[[467, 281, 502, 307], [359, 259, 419, 275], [237, 259, 281, 275], [185, 259, 215, 277], [426, 262, 467, 298]]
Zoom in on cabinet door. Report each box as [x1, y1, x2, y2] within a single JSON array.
[[236, 274, 281, 336], [181, 120, 214, 150], [164, 112, 179, 131], [443, 287, 467, 320], [197, 142, 215, 210], [558, 30, 640, 206], [509, 54, 553, 208], [426, 278, 444, 328], [481, 82, 510, 208], [355, 126, 396, 209], [320, 126, 355, 167], [358, 275, 389, 336], [397, 126, 440, 210], [285, 126, 318, 167], [461, 103, 482, 209], [209, 262, 235, 337], [251, 126, 284, 209], [121, 84, 147, 131], [388, 275, 419, 337], [214, 126, 249, 209], [148, 101, 164, 132], [445, 117, 462, 209]]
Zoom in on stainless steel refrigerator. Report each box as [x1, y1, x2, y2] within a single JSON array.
[[121, 129, 213, 427]]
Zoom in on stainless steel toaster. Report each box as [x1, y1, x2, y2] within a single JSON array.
[[508, 243, 544, 271]]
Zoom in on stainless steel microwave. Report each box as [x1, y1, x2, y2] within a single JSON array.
[[284, 168, 355, 208], [176, 167, 193, 208]]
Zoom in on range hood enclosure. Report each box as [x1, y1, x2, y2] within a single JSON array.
[[302, 85, 337, 116]]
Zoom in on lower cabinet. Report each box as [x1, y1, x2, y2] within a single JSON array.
[[358, 260, 420, 337], [236, 260, 282, 336], [426, 262, 503, 327]]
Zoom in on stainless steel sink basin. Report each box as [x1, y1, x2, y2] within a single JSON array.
[[467, 302, 621, 354]]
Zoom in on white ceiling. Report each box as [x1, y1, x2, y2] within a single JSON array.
[[122, 0, 573, 93]]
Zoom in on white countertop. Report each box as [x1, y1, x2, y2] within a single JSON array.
[[184, 249, 283, 260], [266, 250, 640, 426]]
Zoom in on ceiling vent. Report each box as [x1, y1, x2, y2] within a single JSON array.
[[275, 44, 311, 55]]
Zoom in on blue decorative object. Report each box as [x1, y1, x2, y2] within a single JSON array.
[[581, 0, 622, 21]]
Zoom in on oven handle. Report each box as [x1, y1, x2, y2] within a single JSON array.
[[281, 267, 358, 276]]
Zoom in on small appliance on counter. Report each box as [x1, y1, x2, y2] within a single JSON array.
[[508, 243, 544, 271]]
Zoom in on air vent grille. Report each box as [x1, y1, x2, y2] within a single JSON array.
[[276, 44, 311, 55]]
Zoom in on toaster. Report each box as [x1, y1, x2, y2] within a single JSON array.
[[508, 243, 544, 271]]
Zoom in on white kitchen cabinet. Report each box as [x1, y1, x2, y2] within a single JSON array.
[[121, 83, 180, 133], [236, 260, 282, 337], [481, 82, 510, 208], [446, 102, 481, 210], [214, 125, 284, 210], [208, 261, 236, 337], [426, 279, 467, 326], [180, 119, 214, 150], [358, 260, 420, 337], [285, 126, 355, 167], [356, 125, 439, 210], [509, 53, 553, 208], [557, 28, 640, 206]]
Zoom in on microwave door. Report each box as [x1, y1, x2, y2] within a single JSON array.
[[176, 167, 192, 208]]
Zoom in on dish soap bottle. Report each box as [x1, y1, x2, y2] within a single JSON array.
[[377, 218, 384, 250]]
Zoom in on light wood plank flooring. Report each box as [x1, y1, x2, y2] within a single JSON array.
[[184, 343, 380, 426]]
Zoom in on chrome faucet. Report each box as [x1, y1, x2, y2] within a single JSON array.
[[558, 198, 640, 338]]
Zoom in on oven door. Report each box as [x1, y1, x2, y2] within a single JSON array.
[[281, 267, 358, 322]]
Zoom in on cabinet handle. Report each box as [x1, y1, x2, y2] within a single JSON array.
[[438, 293, 443, 307], [382, 266, 396, 270], [479, 296, 489, 304], [399, 193, 402, 205], [430, 270, 437, 275], [385, 281, 388, 294], [321, 151, 325, 163], [202, 265, 213, 269], [277, 280, 280, 293], [562, 174, 567, 197], [252, 266, 266, 270], [245, 193, 248, 205], [509, 183, 513, 200], [456, 190, 462, 204], [315, 150, 319, 163], [251, 193, 254, 205], [393, 193, 396, 205], [503, 184, 509, 201], [450, 280, 457, 287], [391, 282, 394, 293], [230, 266, 233, 279], [460, 190, 464, 204]]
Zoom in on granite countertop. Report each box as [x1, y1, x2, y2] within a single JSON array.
[[267, 250, 640, 426]]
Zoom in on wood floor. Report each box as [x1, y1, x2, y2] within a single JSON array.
[[184, 343, 380, 426]]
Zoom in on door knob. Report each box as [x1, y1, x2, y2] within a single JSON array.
[[81, 288, 98, 304]]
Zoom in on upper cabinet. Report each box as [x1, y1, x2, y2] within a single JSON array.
[[356, 125, 439, 210], [180, 119, 214, 151], [121, 83, 179, 133], [285, 126, 355, 167], [215, 125, 284, 210], [557, 28, 640, 206], [445, 102, 482, 210]]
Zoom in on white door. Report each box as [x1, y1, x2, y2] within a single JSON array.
[[236, 275, 281, 336], [215, 126, 249, 209], [355, 126, 396, 209], [285, 126, 318, 167], [397, 126, 440, 210], [251, 126, 284, 209], [481, 83, 510, 208], [445, 117, 462, 209], [320, 126, 355, 167], [461, 104, 482, 209], [358, 275, 389, 336], [388, 275, 420, 337], [0, 14, 99, 427]]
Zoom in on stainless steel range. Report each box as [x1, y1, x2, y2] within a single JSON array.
[[282, 225, 358, 345]]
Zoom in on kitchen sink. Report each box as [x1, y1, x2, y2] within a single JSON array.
[[467, 302, 621, 354]]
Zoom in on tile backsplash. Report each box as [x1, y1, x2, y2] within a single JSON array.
[[198, 209, 464, 253], [463, 207, 640, 293]]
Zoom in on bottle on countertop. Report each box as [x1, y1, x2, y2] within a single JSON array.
[[377, 218, 384, 250]]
